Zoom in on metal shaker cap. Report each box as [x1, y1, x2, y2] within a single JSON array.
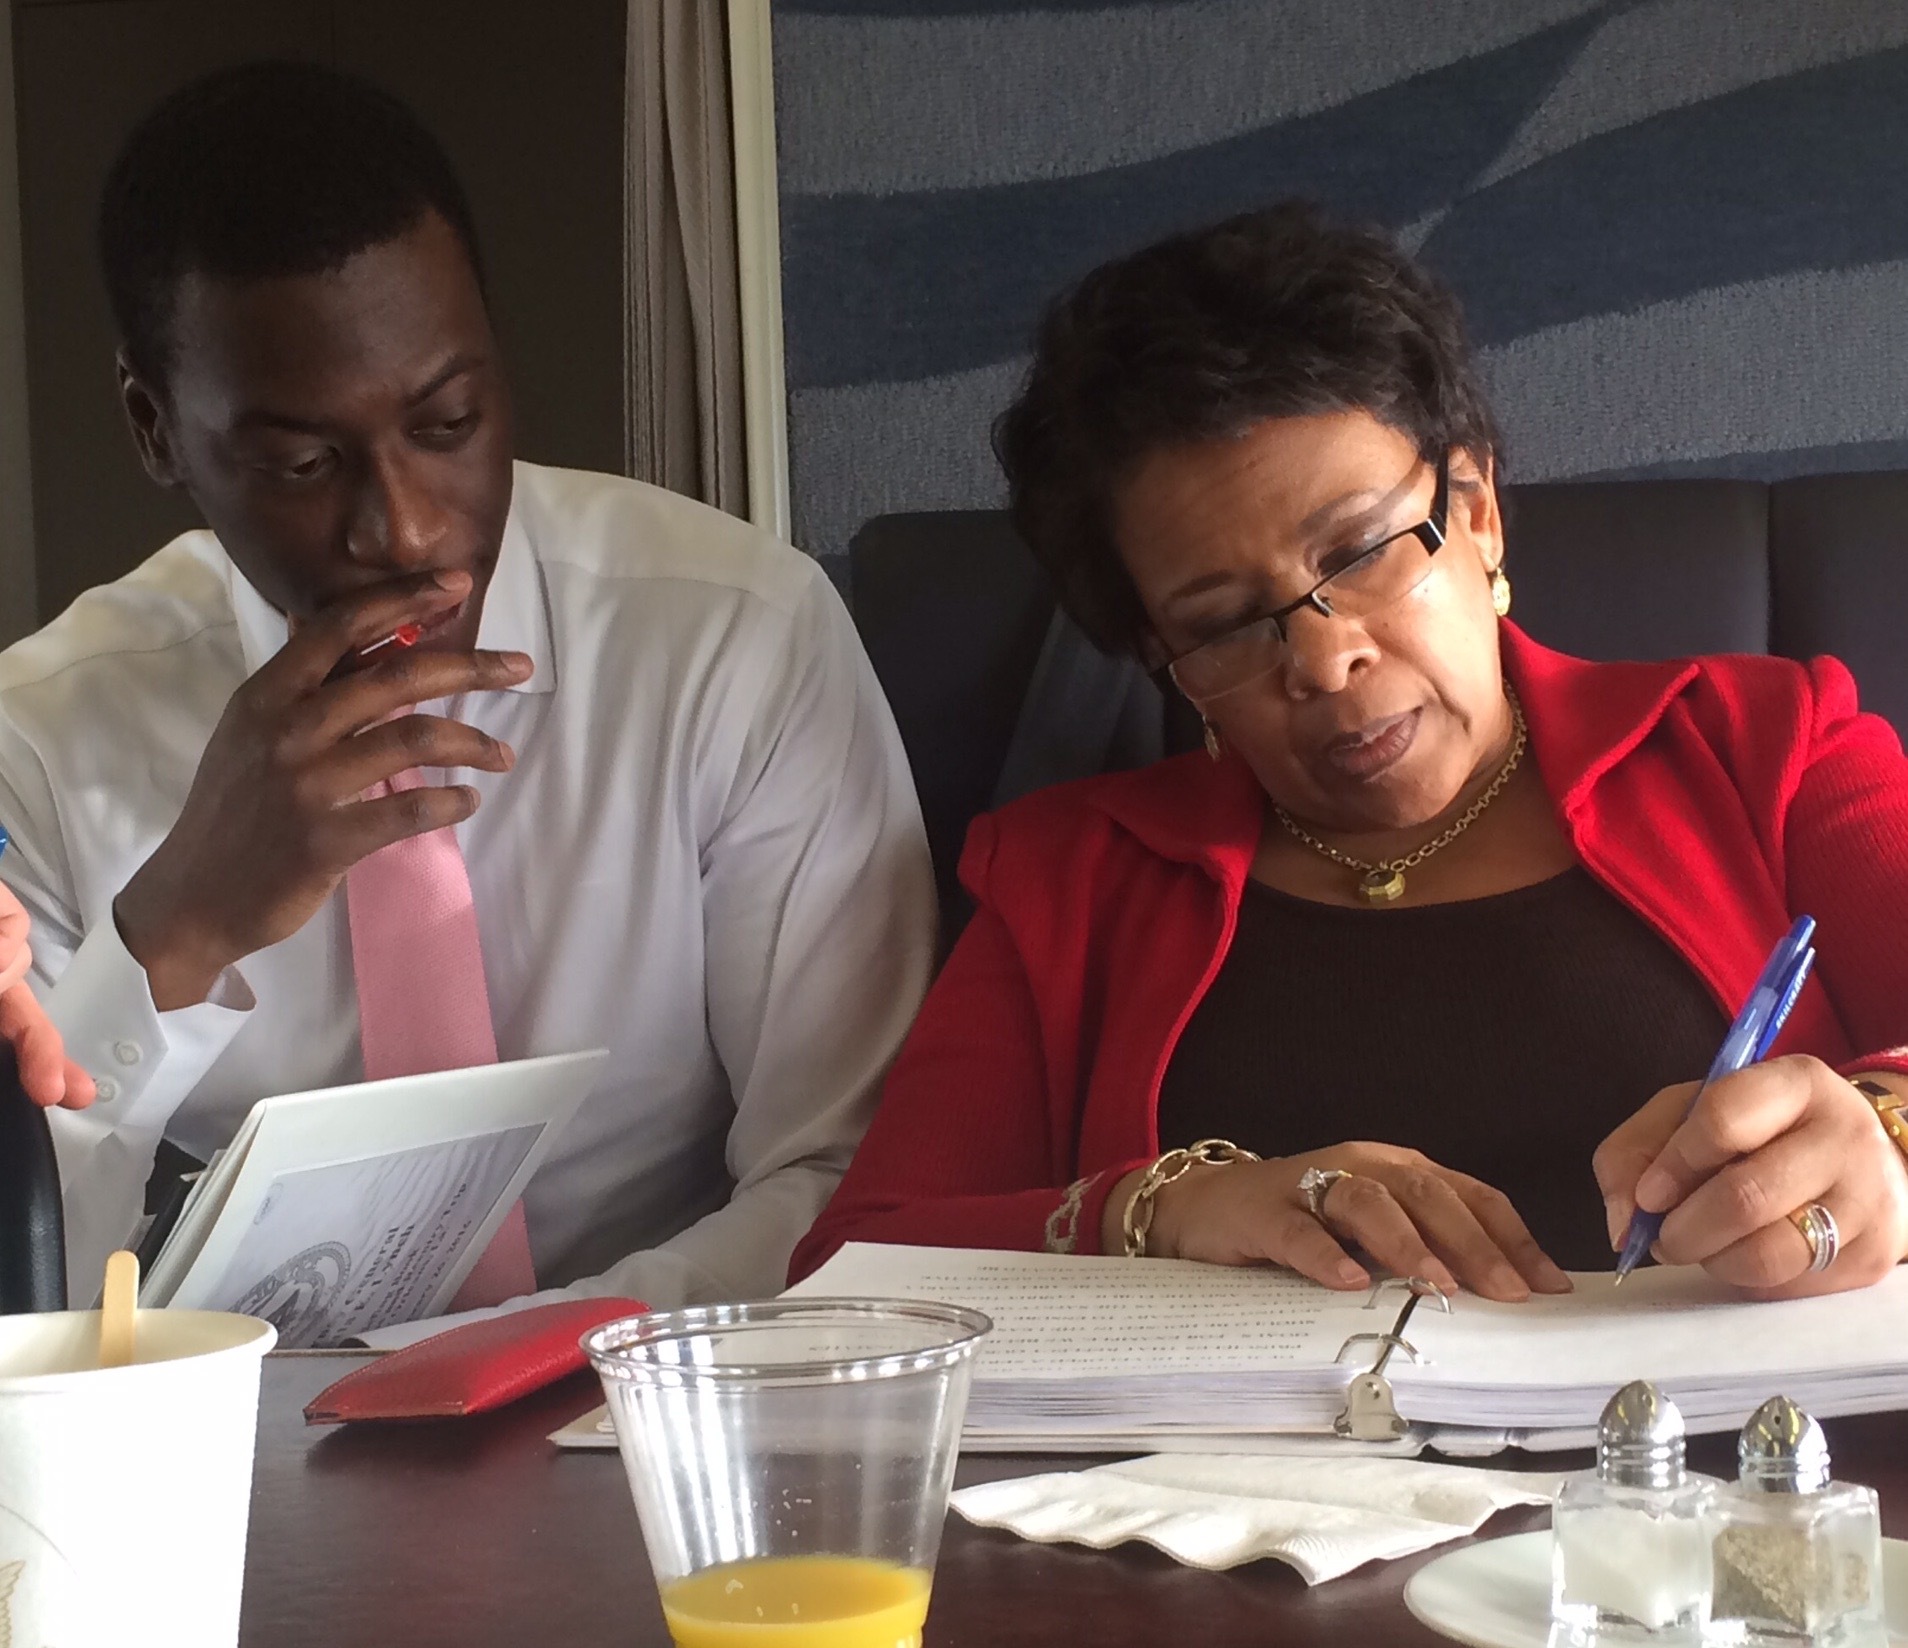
[[1739, 1395, 1831, 1493], [1597, 1380, 1688, 1489]]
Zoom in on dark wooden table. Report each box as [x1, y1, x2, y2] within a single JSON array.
[[243, 1354, 1908, 1646]]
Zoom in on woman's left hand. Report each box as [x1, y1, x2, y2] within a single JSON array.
[[1594, 1055, 1908, 1296]]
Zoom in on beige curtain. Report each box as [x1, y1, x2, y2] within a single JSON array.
[[625, 0, 749, 517]]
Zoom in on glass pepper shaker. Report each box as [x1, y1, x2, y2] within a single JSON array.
[[1706, 1395, 1885, 1647], [1551, 1380, 1717, 1644]]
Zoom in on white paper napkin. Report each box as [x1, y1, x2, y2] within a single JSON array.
[[949, 1453, 1563, 1584]]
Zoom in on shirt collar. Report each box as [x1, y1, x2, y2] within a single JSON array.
[[224, 474, 555, 696]]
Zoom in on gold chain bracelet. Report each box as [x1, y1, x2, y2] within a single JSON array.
[[1121, 1138, 1261, 1258]]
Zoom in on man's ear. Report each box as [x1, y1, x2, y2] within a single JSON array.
[[117, 350, 183, 489]]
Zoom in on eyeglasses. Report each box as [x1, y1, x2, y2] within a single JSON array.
[[1165, 454, 1450, 704]]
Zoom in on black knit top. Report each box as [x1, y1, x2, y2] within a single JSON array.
[[1153, 868, 1728, 1270]]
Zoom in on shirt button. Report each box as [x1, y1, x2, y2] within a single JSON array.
[[112, 1041, 143, 1067], [94, 1077, 119, 1103]]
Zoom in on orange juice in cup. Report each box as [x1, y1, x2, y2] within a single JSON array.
[[585, 1300, 988, 1648], [660, 1555, 930, 1648]]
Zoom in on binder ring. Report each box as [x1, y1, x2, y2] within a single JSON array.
[[1332, 1275, 1449, 1442], [1334, 1330, 1425, 1368], [1363, 1274, 1453, 1311]]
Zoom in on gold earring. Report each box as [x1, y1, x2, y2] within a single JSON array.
[[1203, 720, 1224, 762], [1490, 567, 1512, 618]]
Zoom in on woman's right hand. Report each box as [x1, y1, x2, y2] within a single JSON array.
[[1102, 1143, 1571, 1302], [0, 882, 94, 1110]]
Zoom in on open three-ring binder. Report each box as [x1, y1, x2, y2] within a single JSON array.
[[780, 1243, 1908, 1454]]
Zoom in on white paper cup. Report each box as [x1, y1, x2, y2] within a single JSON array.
[[0, 1309, 276, 1647]]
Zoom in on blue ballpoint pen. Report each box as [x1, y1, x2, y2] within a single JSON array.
[[1612, 913, 1818, 1282]]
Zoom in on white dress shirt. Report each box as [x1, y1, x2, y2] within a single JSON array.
[[0, 462, 936, 1311]]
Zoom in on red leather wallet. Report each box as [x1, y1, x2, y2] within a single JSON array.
[[304, 1296, 647, 1424]]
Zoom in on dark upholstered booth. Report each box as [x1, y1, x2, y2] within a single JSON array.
[[852, 474, 1908, 917]]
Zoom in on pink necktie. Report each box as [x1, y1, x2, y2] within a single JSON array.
[[346, 767, 536, 1311]]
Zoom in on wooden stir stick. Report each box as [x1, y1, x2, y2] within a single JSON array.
[[98, 1249, 139, 1369]]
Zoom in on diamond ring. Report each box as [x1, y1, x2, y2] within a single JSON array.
[[1789, 1201, 1839, 1274], [1297, 1166, 1353, 1222]]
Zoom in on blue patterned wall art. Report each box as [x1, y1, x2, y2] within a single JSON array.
[[773, 1, 1908, 566]]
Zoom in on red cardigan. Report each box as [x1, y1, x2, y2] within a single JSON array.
[[790, 627, 1908, 1281]]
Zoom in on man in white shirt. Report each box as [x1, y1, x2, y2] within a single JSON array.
[[0, 62, 935, 1308]]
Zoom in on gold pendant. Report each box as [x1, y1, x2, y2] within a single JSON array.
[[1359, 867, 1406, 903]]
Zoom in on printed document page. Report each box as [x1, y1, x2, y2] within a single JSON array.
[[152, 1049, 608, 1345], [190, 1125, 542, 1346], [786, 1243, 1381, 1378], [1396, 1264, 1908, 1427], [1411, 1266, 1908, 1386]]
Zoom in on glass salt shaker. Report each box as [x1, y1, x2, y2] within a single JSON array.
[[1705, 1395, 1885, 1648], [1551, 1381, 1717, 1645]]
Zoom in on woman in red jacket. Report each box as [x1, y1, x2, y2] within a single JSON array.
[[793, 203, 1908, 1302]]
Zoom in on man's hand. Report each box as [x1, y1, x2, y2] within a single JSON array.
[[113, 570, 530, 1009]]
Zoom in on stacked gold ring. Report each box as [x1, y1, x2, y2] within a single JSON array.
[[1789, 1201, 1839, 1274]]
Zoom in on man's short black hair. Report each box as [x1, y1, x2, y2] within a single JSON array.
[[98, 59, 485, 388], [994, 201, 1504, 658]]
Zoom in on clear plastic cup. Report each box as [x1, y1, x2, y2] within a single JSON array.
[[584, 1297, 991, 1648]]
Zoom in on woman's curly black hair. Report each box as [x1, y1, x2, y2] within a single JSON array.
[[993, 202, 1504, 657]]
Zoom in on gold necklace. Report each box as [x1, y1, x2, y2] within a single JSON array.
[[1271, 689, 1528, 904]]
